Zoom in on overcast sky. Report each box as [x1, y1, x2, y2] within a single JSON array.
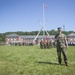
[[0, 0, 75, 33]]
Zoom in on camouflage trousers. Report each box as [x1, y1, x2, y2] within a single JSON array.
[[57, 46, 68, 64]]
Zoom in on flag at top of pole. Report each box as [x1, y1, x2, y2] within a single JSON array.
[[43, 2, 48, 8]]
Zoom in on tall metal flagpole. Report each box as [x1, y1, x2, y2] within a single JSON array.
[[43, 2, 45, 36], [33, 2, 49, 43]]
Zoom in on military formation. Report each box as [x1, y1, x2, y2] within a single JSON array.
[[40, 40, 53, 49], [9, 42, 33, 46], [0, 42, 5, 46]]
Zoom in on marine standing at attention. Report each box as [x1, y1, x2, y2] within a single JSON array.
[[55, 27, 68, 66]]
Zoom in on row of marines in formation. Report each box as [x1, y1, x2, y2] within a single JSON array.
[[40, 40, 55, 49]]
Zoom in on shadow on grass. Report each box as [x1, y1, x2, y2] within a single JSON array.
[[36, 61, 64, 66]]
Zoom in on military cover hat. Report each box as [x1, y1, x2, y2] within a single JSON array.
[[58, 27, 61, 30]]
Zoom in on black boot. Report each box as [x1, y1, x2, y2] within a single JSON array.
[[65, 62, 69, 66], [59, 62, 61, 65]]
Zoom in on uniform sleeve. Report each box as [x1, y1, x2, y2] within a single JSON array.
[[55, 34, 59, 39], [64, 35, 68, 47], [54, 34, 58, 47], [55, 35, 57, 42]]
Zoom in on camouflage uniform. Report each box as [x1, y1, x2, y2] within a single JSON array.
[[40, 41, 44, 49], [49, 40, 53, 48], [55, 28, 68, 66]]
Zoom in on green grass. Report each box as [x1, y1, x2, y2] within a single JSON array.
[[0, 45, 75, 75]]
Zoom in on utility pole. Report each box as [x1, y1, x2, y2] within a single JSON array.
[[63, 25, 65, 31]]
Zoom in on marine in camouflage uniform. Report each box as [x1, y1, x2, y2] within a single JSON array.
[[47, 40, 53, 48], [40, 41, 44, 49], [55, 27, 68, 66]]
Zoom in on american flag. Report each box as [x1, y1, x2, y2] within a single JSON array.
[[43, 3, 48, 8]]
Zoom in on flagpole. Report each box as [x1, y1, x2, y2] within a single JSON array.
[[33, 2, 50, 44], [43, 2, 45, 37]]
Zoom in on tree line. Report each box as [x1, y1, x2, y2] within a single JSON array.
[[0, 29, 75, 42]]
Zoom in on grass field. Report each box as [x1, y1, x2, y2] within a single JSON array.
[[0, 45, 75, 75]]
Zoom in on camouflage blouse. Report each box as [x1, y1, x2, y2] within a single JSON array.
[[55, 33, 67, 48]]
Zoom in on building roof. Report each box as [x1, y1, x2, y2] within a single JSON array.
[[6, 34, 55, 39], [6, 34, 19, 38], [20, 35, 55, 39], [67, 33, 75, 37]]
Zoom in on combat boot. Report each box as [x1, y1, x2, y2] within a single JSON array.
[[59, 62, 61, 65], [65, 62, 69, 66]]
